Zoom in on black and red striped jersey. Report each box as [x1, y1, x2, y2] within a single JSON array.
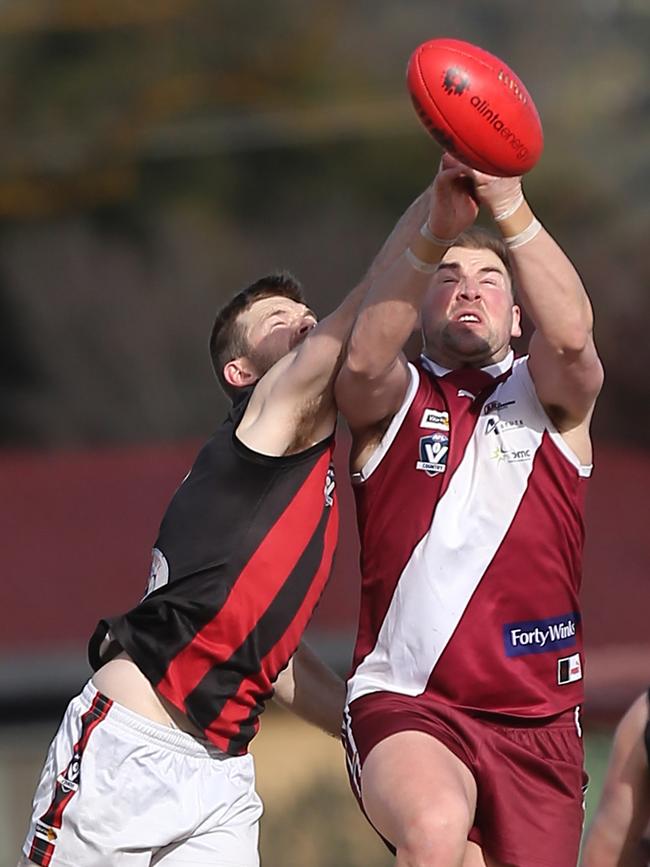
[[88, 388, 339, 755]]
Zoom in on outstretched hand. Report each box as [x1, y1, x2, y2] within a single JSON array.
[[439, 154, 524, 221], [427, 153, 480, 241]]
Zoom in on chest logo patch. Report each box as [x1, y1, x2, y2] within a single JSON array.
[[419, 408, 450, 431], [416, 432, 449, 476]]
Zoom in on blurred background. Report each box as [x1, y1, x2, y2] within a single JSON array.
[[1, 1, 649, 864]]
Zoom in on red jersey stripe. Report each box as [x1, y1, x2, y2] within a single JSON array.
[[161, 450, 333, 700]]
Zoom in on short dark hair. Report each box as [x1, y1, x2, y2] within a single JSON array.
[[209, 271, 305, 399], [452, 227, 516, 298]]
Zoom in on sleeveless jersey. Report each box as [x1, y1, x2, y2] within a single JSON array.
[[89, 388, 339, 755], [348, 352, 591, 718]]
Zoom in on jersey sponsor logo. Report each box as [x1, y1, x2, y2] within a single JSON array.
[[324, 463, 336, 507], [144, 547, 170, 598], [503, 613, 579, 657], [416, 432, 449, 476], [457, 388, 476, 400], [419, 408, 450, 431], [34, 822, 57, 843], [492, 445, 532, 463], [483, 399, 516, 415], [557, 652, 582, 685], [485, 417, 524, 435]]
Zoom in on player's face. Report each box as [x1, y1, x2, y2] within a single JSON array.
[[240, 295, 317, 376], [422, 246, 521, 367]]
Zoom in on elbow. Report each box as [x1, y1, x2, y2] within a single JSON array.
[[343, 335, 397, 383], [552, 317, 595, 358]]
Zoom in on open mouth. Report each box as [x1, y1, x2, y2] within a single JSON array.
[[455, 313, 482, 324]]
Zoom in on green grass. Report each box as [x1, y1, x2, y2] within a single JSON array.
[[584, 728, 614, 825]]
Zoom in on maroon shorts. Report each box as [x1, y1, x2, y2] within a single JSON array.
[[342, 691, 588, 867]]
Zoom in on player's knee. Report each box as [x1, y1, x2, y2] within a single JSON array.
[[397, 806, 470, 866]]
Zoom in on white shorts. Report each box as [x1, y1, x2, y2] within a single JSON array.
[[21, 681, 263, 867]]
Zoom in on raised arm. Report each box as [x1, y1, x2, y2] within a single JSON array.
[[334, 158, 480, 451], [237, 186, 433, 454], [470, 166, 604, 449]]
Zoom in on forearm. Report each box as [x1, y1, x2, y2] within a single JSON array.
[[321, 187, 432, 339], [277, 188, 434, 398], [344, 237, 445, 380], [496, 199, 594, 354], [272, 642, 346, 738], [581, 814, 648, 867]]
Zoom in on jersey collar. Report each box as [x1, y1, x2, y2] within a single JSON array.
[[420, 349, 515, 379]]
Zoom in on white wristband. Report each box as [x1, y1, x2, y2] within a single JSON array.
[[405, 247, 440, 273], [420, 222, 458, 247], [503, 217, 542, 249], [494, 193, 525, 222]]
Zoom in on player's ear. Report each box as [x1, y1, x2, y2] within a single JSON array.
[[223, 357, 258, 389], [511, 304, 522, 339]]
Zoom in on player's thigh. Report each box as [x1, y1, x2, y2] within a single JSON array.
[[152, 827, 259, 867], [361, 729, 477, 850], [152, 782, 262, 867]]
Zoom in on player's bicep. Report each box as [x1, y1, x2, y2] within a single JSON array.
[[335, 355, 410, 433], [528, 330, 604, 426]]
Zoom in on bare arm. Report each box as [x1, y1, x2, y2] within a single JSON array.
[[237, 187, 432, 455], [334, 158, 480, 461], [470, 169, 604, 440], [581, 692, 650, 867], [272, 641, 346, 738]]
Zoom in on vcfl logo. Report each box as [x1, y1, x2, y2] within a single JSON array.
[[416, 433, 449, 476]]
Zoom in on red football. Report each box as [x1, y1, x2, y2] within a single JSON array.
[[407, 38, 543, 176]]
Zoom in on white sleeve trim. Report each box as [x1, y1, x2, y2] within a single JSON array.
[[518, 357, 593, 478], [352, 364, 420, 484]]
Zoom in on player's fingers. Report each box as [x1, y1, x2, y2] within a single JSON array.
[[441, 152, 461, 170]]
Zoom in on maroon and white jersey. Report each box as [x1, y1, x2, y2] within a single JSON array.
[[348, 352, 591, 718]]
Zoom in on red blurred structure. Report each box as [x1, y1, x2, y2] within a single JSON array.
[[2, 436, 648, 719]]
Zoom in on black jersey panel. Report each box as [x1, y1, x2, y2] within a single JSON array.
[[107, 456, 324, 686], [185, 503, 334, 736]]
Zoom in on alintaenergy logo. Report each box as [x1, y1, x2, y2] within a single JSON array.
[[470, 95, 530, 163], [441, 66, 531, 163]]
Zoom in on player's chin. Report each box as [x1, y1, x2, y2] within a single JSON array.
[[445, 329, 492, 359]]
